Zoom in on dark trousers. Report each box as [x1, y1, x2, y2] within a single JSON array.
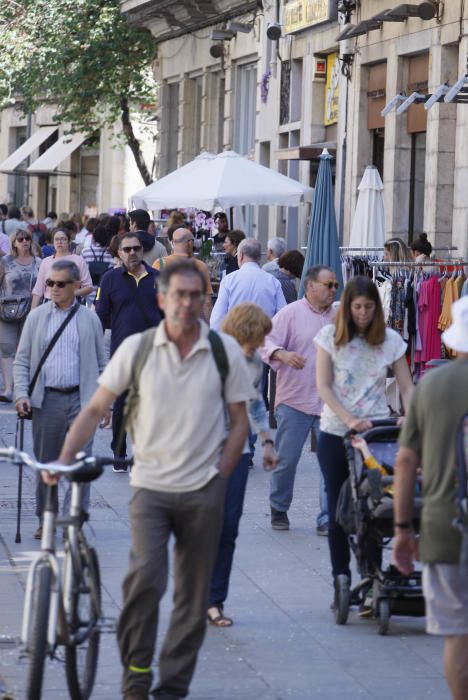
[[208, 453, 250, 607], [317, 431, 351, 582], [32, 389, 92, 521], [118, 476, 226, 698], [111, 390, 128, 457]]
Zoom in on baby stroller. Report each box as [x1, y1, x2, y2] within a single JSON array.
[[334, 418, 425, 635]]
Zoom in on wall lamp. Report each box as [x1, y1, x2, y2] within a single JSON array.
[[396, 91, 426, 114], [227, 21, 252, 34], [211, 29, 235, 41], [266, 22, 282, 40], [381, 93, 407, 116]]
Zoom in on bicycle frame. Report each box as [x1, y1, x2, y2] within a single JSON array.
[[20, 480, 93, 655]]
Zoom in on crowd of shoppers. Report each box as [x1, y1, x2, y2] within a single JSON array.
[[0, 200, 466, 700]]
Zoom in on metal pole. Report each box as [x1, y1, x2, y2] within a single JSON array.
[[15, 417, 25, 544]]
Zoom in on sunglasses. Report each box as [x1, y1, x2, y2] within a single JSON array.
[[121, 245, 142, 253], [317, 281, 339, 290], [16, 235, 32, 242], [45, 279, 74, 288]]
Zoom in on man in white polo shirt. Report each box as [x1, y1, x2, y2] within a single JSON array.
[[55, 259, 252, 700]]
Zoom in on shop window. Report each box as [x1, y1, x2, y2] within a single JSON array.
[[408, 132, 426, 241], [280, 59, 303, 125], [372, 129, 385, 180], [234, 63, 257, 157]]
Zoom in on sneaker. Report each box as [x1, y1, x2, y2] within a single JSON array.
[[113, 461, 128, 473], [316, 523, 328, 537], [34, 526, 43, 540], [271, 507, 290, 531]]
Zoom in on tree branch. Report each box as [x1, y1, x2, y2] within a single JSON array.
[[120, 95, 152, 186]]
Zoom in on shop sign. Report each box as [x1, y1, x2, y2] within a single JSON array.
[[283, 0, 333, 34], [324, 53, 340, 125]]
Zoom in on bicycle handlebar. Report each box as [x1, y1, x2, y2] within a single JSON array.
[[0, 447, 133, 475]]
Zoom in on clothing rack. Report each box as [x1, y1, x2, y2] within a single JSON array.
[[367, 260, 466, 267], [340, 246, 458, 254]]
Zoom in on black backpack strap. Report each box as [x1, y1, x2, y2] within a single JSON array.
[[28, 303, 80, 396], [115, 328, 156, 455], [208, 330, 229, 400]]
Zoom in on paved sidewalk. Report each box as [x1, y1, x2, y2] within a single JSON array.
[[0, 404, 449, 700]]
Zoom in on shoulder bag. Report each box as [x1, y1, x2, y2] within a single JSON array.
[[0, 259, 38, 324]]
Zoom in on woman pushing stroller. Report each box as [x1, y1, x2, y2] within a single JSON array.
[[314, 276, 414, 609]]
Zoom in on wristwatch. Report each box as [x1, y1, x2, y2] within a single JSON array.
[[262, 439, 274, 447], [394, 522, 412, 529]]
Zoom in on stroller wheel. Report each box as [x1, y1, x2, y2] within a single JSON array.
[[377, 598, 390, 635], [335, 574, 350, 625]]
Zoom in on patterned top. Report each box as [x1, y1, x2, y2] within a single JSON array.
[[42, 302, 80, 388], [314, 324, 407, 436], [0, 256, 41, 299]]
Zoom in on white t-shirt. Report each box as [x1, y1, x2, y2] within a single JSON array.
[[98, 321, 253, 493], [314, 324, 407, 436]]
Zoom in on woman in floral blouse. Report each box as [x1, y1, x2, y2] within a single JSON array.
[[314, 276, 413, 603]]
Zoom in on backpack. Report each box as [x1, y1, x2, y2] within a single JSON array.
[[28, 222, 48, 247], [116, 327, 229, 453], [88, 247, 110, 286]]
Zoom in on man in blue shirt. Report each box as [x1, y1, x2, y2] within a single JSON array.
[[210, 238, 286, 330], [96, 233, 163, 469]]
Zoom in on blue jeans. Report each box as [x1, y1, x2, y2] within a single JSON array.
[[316, 431, 351, 582], [209, 453, 250, 607], [270, 404, 328, 527]]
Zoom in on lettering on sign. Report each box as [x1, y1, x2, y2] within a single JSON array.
[[324, 53, 340, 125], [283, 0, 330, 34]]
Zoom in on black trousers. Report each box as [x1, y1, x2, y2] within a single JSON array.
[[111, 390, 128, 457]]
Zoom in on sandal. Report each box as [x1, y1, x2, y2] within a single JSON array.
[[207, 605, 233, 627]]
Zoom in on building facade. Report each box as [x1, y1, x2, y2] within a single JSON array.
[[121, 0, 468, 257], [0, 104, 155, 218]]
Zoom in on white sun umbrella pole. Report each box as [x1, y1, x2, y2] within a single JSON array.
[[348, 165, 386, 249]]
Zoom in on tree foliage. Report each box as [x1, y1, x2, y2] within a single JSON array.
[[0, 0, 158, 184]]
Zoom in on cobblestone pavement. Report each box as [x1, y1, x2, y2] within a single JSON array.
[[0, 403, 449, 700]]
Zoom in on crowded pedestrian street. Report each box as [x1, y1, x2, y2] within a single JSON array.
[[1, 2, 468, 700], [0, 401, 450, 700]]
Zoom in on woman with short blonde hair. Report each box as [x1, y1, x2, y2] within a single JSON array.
[[207, 303, 277, 627]]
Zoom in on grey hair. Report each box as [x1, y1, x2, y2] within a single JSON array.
[[267, 237, 286, 258], [51, 259, 80, 281], [238, 237, 261, 262], [304, 265, 334, 285]]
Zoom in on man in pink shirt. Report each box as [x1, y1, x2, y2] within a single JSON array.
[[261, 265, 338, 532]]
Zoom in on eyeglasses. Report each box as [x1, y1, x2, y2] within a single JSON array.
[[45, 279, 74, 288], [54, 237, 69, 243], [169, 290, 205, 302], [317, 281, 339, 290], [16, 236, 32, 242], [121, 245, 143, 253]]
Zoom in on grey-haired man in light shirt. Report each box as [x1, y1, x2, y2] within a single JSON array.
[[14, 260, 107, 539], [53, 259, 253, 700]]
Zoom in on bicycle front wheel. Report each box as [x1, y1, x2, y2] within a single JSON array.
[[26, 562, 52, 700], [65, 546, 101, 700]]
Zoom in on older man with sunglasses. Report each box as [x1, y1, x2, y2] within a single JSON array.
[[14, 260, 106, 539], [260, 265, 338, 532], [95, 233, 163, 468]]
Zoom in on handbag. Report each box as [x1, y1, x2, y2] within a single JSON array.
[[21, 303, 80, 420], [0, 259, 37, 323], [0, 296, 32, 323]]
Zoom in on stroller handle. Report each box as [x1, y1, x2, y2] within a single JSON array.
[[344, 417, 399, 441]]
